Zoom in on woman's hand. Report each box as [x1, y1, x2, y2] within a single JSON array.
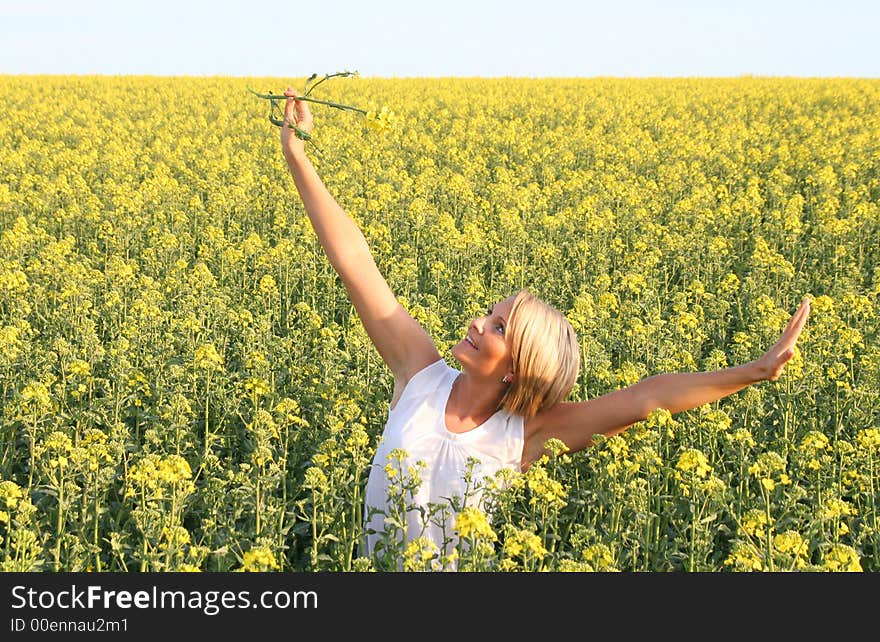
[[280, 87, 314, 161], [752, 297, 811, 382]]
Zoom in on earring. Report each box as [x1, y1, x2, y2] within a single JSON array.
[[501, 375, 511, 384]]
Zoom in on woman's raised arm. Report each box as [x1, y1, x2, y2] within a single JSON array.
[[523, 297, 811, 467], [280, 89, 440, 386]]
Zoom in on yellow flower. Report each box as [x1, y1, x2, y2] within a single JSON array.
[[525, 464, 567, 509], [157, 455, 192, 484], [161, 525, 191, 546], [558, 559, 595, 572], [856, 428, 880, 452], [823, 544, 862, 572], [239, 546, 280, 572], [728, 428, 756, 448], [801, 431, 831, 453], [364, 106, 396, 132], [724, 541, 765, 571], [676, 449, 712, 478], [258, 274, 278, 295], [246, 351, 268, 370], [634, 446, 661, 475], [748, 450, 787, 478], [21, 381, 52, 413], [194, 343, 224, 371], [454, 507, 497, 542], [820, 497, 855, 519], [67, 359, 91, 377], [699, 475, 727, 497], [581, 543, 618, 572], [543, 438, 570, 458], [402, 537, 439, 571], [303, 467, 328, 489], [502, 526, 548, 561], [700, 408, 731, 433], [645, 407, 674, 429], [597, 291, 619, 314], [740, 508, 770, 539], [604, 435, 630, 458], [773, 530, 808, 557], [244, 377, 271, 397], [717, 272, 740, 297]]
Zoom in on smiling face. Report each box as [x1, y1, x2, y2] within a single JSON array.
[[451, 294, 517, 382]]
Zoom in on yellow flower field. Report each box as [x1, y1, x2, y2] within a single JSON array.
[[0, 75, 878, 571]]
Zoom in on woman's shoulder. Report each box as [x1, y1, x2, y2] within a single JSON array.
[[389, 357, 455, 413], [408, 357, 455, 389]]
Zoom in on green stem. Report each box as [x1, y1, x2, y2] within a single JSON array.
[[311, 494, 319, 570], [140, 487, 148, 572], [55, 477, 64, 572], [93, 490, 102, 572], [203, 375, 211, 461], [255, 477, 261, 538], [870, 454, 879, 569], [247, 88, 368, 114], [763, 486, 775, 571], [278, 452, 288, 555], [688, 500, 696, 571], [27, 416, 36, 489], [305, 71, 357, 95]]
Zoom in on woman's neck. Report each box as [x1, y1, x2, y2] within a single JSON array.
[[447, 371, 505, 424]]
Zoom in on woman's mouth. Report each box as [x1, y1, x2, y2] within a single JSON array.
[[465, 336, 478, 350]]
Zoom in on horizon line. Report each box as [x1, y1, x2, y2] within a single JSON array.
[[2, 72, 879, 80]]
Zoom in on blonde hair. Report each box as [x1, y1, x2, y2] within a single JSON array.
[[499, 289, 580, 418]]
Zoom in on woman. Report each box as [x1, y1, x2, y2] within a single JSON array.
[[278, 88, 811, 567]]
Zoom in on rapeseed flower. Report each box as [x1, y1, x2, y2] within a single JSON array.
[[676, 449, 712, 478], [239, 546, 281, 572], [194, 343, 224, 371], [822, 544, 862, 572], [402, 537, 439, 571], [454, 507, 497, 542]]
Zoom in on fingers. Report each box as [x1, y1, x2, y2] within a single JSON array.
[[282, 86, 312, 128], [771, 349, 796, 381], [782, 298, 811, 340], [773, 304, 809, 357], [795, 297, 811, 323], [283, 86, 301, 124], [765, 299, 810, 382], [785, 297, 809, 329], [283, 94, 294, 125], [295, 97, 312, 123], [791, 300, 810, 337]]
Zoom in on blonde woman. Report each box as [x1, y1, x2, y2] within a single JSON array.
[[278, 89, 811, 565]]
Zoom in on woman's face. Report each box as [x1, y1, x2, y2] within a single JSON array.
[[451, 294, 516, 381]]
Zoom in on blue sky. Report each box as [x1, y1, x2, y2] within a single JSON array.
[[1, 0, 877, 77]]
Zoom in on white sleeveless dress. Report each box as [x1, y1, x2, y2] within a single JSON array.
[[362, 358, 525, 567]]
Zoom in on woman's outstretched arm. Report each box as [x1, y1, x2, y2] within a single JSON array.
[[523, 297, 811, 466], [280, 88, 440, 385]]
